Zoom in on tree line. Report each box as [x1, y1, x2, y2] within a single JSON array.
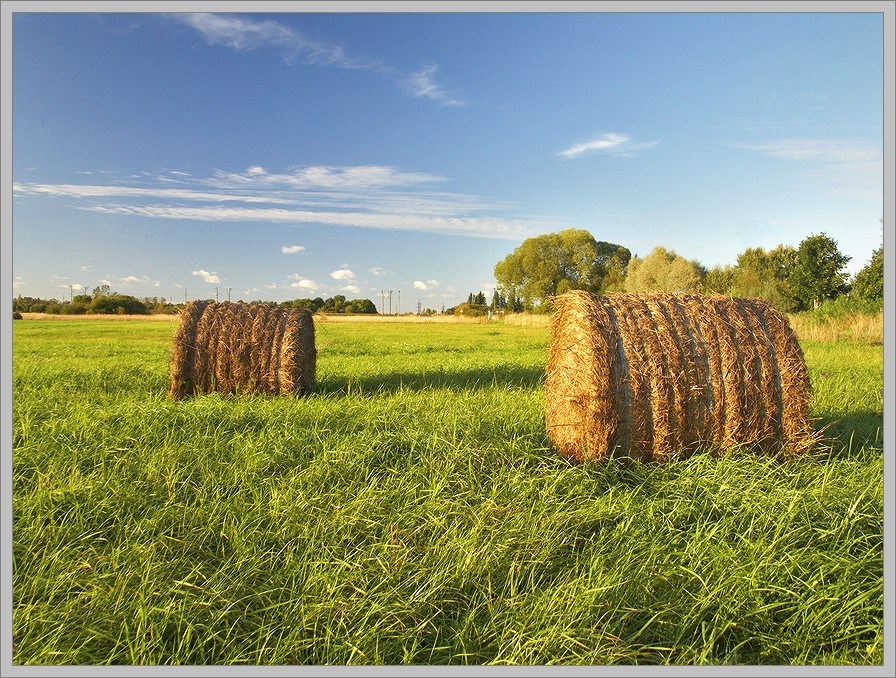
[[492, 228, 883, 314], [13, 289, 379, 315]]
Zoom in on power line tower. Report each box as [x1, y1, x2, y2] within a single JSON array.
[[380, 290, 386, 315], [215, 287, 220, 303], [388, 289, 393, 315], [397, 290, 400, 315], [226, 287, 232, 302]]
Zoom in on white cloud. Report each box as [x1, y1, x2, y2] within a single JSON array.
[[413, 280, 429, 291], [330, 269, 355, 280], [729, 138, 882, 199], [245, 165, 266, 175], [17, 163, 558, 240], [402, 64, 465, 106], [340, 284, 361, 294], [12, 182, 296, 204], [263, 283, 278, 290], [368, 267, 390, 276], [192, 269, 221, 284], [289, 279, 319, 291], [79, 265, 91, 272], [208, 164, 444, 190], [172, 13, 383, 71], [281, 244, 305, 254], [81, 204, 545, 240], [557, 133, 660, 159]]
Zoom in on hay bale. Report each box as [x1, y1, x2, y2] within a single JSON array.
[[168, 302, 316, 399], [13, 311, 22, 320], [546, 290, 814, 463]]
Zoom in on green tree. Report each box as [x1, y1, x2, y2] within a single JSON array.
[[789, 233, 851, 310], [89, 294, 148, 315], [494, 228, 631, 312], [704, 264, 735, 295], [348, 298, 377, 314], [728, 245, 798, 311], [851, 246, 883, 301], [623, 246, 704, 293]]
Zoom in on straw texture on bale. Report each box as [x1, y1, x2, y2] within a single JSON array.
[[168, 301, 316, 399], [546, 290, 814, 463]]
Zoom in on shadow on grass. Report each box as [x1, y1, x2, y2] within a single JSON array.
[[315, 364, 545, 396], [813, 409, 883, 454]]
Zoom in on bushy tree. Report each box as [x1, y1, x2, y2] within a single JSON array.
[[851, 246, 883, 301], [728, 245, 798, 311], [623, 246, 704, 293], [494, 228, 631, 311], [789, 233, 850, 310], [704, 264, 735, 295], [89, 294, 148, 314]]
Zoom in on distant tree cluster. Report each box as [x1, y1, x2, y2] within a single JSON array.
[[493, 228, 882, 314], [279, 295, 377, 314], [14, 291, 378, 316]]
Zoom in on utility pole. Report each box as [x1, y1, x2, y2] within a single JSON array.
[[68, 284, 73, 303], [184, 289, 188, 303], [226, 287, 232, 302], [215, 287, 220, 303], [380, 290, 386, 315], [397, 290, 400, 315], [388, 289, 393, 315]]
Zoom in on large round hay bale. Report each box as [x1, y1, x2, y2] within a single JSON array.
[[545, 290, 814, 462], [13, 311, 22, 320], [168, 302, 316, 399]]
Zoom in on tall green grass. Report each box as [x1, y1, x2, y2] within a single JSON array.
[[12, 318, 883, 665]]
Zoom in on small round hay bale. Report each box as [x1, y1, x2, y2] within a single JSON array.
[[546, 290, 814, 463], [168, 302, 316, 399], [13, 311, 23, 320]]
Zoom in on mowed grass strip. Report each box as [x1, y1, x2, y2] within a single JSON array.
[[12, 318, 883, 665]]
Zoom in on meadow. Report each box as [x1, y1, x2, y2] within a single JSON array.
[[11, 313, 884, 665]]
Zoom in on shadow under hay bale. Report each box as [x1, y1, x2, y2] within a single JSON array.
[[168, 301, 316, 399], [546, 290, 814, 463]]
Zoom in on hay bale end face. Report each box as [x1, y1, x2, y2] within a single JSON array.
[[13, 311, 22, 320], [168, 302, 316, 399], [546, 290, 814, 463]]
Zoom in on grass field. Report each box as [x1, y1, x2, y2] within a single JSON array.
[[11, 315, 883, 665]]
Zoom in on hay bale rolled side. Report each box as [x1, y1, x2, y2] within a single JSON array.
[[168, 302, 316, 399], [545, 290, 813, 463]]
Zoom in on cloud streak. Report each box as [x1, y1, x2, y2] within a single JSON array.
[[402, 64, 465, 106], [729, 138, 882, 199], [16, 164, 554, 240], [557, 133, 659, 159], [171, 14, 462, 105], [173, 13, 382, 71]]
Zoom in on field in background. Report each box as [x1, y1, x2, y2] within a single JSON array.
[[11, 316, 883, 665]]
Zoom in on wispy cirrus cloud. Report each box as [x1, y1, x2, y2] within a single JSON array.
[[402, 64, 465, 107], [172, 13, 382, 71], [281, 244, 305, 254], [557, 133, 660, 159], [15, 164, 554, 240], [170, 14, 462, 106], [728, 138, 882, 199]]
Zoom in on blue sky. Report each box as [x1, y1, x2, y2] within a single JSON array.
[[10, 9, 885, 309]]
